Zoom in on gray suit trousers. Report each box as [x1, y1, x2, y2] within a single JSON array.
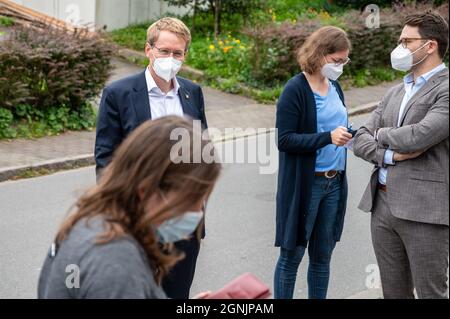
[[372, 189, 449, 299]]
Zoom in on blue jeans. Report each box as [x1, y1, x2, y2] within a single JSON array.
[[274, 174, 342, 299]]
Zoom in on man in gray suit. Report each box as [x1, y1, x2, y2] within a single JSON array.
[[353, 11, 449, 299]]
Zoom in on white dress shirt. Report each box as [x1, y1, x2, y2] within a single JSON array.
[[145, 66, 184, 120], [378, 63, 447, 185]]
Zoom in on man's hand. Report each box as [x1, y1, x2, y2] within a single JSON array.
[[393, 150, 424, 162], [331, 127, 353, 146]]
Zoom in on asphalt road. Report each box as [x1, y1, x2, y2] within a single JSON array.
[[0, 114, 382, 299]]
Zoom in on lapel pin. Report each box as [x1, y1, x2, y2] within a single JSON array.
[[185, 93, 190, 99]]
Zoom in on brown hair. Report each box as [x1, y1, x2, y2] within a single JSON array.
[[55, 116, 221, 284], [147, 17, 191, 51], [404, 11, 449, 59], [297, 26, 351, 74]]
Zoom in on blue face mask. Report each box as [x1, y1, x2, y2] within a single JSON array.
[[157, 211, 204, 243]]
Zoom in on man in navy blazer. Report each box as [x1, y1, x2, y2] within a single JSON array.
[[95, 17, 207, 299], [95, 73, 207, 176]]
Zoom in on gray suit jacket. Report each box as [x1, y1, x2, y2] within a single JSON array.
[[353, 68, 449, 226]]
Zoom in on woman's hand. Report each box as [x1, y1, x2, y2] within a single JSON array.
[[331, 126, 352, 146], [192, 291, 213, 299]]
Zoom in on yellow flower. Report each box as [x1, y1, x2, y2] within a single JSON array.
[[235, 39, 241, 44], [219, 40, 224, 46], [209, 44, 215, 50], [223, 46, 233, 53]]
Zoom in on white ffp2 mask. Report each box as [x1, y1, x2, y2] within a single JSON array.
[[157, 211, 203, 243], [390, 41, 430, 72], [321, 63, 344, 81], [152, 55, 183, 82]]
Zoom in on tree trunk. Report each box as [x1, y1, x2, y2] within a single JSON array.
[[243, 8, 249, 28], [191, 0, 197, 34], [213, 0, 221, 38]]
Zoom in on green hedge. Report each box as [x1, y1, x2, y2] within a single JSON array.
[[247, 3, 449, 86], [0, 25, 113, 111], [0, 25, 113, 139]]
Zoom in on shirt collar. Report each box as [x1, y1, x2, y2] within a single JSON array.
[[145, 66, 180, 96], [404, 62, 447, 86]]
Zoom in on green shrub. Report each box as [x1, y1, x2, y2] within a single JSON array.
[[334, 0, 448, 10], [0, 24, 114, 113], [246, 3, 448, 86], [187, 34, 252, 81], [0, 108, 14, 138], [264, 0, 343, 22], [0, 102, 96, 140], [0, 24, 112, 139], [110, 22, 149, 51], [0, 15, 14, 27]]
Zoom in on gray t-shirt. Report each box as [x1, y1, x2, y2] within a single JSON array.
[[38, 216, 167, 299]]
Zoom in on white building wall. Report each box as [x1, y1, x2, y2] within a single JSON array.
[[11, 0, 57, 17], [57, 0, 96, 28], [95, 0, 131, 30], [10, 0, 188, 31]]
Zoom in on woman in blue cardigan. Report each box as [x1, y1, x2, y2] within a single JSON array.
[[274, 26, 353, 299]]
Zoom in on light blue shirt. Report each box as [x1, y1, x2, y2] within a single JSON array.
[[315, 80, 348, 172], [378, 63, 447, 185]]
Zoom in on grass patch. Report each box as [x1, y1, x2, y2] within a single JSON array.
[[0, 15, 14, 27], [110, 22, 148, 51], [0, 103, 97, 140]]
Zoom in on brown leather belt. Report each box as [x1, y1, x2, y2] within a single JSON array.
[[378, 183, 387, 192], [315, 170, 340, 179]]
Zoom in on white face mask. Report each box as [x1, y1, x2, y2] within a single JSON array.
[[390, 41, 431, 72], [152, 53, 183, 82], [321, 62, 344, 81], [157, 211, 203, 243]]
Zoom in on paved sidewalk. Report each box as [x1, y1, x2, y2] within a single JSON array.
[[0, 57, 400, 180]]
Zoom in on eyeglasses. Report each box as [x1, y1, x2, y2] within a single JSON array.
[[334, 57, 351, 66], [324, 55, 351, 66], [397, 38, 428, 49], [150, 43, 185, 59]]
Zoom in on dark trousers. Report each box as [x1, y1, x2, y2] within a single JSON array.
[[162, 235, 201, 299]]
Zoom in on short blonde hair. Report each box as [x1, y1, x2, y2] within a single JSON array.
[[146, 17, 191, 51], [297, 26, 351, 74]]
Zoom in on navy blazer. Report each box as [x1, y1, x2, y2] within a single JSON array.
[[94, 69, 208, 177], [275, 73, 348, 250]]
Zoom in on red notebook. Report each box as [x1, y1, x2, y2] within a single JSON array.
[[208, 273, 271, 299]]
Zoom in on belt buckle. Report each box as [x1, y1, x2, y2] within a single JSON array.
[[325, 170, 338, 179]]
